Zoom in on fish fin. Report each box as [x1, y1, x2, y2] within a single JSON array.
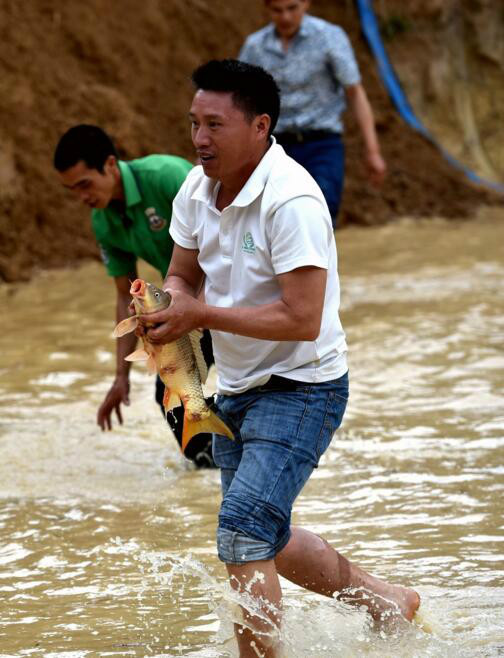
[[181, 408, 234, 453], [112, 316, 138, 338], [163, 386, 181, 412], [125, 348, 150, 362], [146, 354, 157, 375], [188, 329, 208, 384]]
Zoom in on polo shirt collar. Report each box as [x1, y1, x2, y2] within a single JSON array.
[[117, 160, 142, 209], [231, 139, 279, 207], [190, 137, 281, 210]]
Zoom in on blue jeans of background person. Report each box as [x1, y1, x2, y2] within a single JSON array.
[[212, 372, 349, 564], [282, 135, 345, 229]]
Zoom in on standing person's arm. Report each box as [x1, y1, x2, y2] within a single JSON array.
[[97, 272, 137, 430], [345, 83, 386, 185], [326, 25, 386, 185]]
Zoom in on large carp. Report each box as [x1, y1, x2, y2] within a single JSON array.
[[112, 279, 233, 453]]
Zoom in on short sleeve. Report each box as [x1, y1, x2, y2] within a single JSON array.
[[156, 158, 193, 207], [169, 177, 199, 250], [238, 38, 254, 63], [270, 195, 333, 275], [326, 26, 361, 87], [97, 241, 137, 278]]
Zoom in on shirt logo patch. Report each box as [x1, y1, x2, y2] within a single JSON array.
[[242, 232, 256, 254], [145, 207, 167, 231]]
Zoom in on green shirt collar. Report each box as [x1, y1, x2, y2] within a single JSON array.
[[117, 160, 142, 208]]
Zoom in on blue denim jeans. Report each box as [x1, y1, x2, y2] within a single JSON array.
[[282, 135, 345, 228], [213, 372, 349, 564]]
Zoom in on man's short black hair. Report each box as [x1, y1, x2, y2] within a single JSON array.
[[54, 124, 118, 172], [191, 59, 280, 136]]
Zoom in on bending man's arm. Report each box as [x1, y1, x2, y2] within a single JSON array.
[[97, 272, 137, 430], [345, 82, 386, 185], [143, 244, 327, 344]]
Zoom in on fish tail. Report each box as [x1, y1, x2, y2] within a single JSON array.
[[181, 409, 234, 453]]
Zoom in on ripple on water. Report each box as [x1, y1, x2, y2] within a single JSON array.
[[0, 222, 503, 655]]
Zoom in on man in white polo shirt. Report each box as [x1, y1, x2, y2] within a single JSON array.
[[141, 59, 419, 657]]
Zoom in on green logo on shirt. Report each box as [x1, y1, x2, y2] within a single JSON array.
[[242, 232, 256, 254]]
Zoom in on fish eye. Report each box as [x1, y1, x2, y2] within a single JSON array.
[[154, 292, 160, 298]]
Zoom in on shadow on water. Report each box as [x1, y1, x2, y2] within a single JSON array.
[[0, 212, 503, 656]]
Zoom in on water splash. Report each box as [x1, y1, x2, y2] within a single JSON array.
[[126, 540, 475, 658]]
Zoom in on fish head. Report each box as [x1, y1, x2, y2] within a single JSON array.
[[129, 279, 171, 315]]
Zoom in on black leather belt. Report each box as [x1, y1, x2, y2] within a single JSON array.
[[255, 375, 306, 392], [275, 130, 340, 145]]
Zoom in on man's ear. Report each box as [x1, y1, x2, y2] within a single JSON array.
[[104, 154, 118, 174], [255, 113, 272, 140]]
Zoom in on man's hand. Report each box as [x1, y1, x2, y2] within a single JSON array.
[[97, 374, 130, 430], [139, 289, 205, 344], [365, 149, 387, 186]]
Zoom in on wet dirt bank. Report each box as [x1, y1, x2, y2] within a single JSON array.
[[0, 0, 500, 282]]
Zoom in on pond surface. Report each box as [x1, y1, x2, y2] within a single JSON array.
[[0, 212, 503, 656]]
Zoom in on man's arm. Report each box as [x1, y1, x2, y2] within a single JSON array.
[[202, 265, 326, 341], [143, 244, 327, 344], [97, 272, 137, 430], [345, 83, 387, 185], [162, 243, 205, 297]]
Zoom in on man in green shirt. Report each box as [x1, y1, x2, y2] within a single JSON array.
[[54, 124, 216, 467]]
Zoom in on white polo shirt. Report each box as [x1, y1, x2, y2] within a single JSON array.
[[170, 141, 348, 395]]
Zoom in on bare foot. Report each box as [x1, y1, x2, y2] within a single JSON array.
[[397, 585, 421, 622], [338, 584, 420, 624]]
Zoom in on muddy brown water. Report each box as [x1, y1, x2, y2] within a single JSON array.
[[1, 212, 503, 657]]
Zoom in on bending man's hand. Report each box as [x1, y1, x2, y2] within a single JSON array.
[[139, 289, 205, 344], [97, 374, 130, 430]]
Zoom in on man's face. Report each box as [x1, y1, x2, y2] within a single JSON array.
[[58, 156, 118, 209], [267, 0, 309, 39], [189, 90, 268, 182]]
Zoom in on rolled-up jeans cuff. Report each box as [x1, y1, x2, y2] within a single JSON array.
[[217, 526, 291, 564]]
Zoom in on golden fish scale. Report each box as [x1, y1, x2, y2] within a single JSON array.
[[153, 334, 209, 418]]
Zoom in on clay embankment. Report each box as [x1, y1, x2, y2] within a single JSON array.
[[0, 0, 499, 282], [380, 0, 504, 184]]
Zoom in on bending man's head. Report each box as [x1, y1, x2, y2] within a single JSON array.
[[54, 125, 121, 209]]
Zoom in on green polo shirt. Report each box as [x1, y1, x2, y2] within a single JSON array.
[[91, 155, 193, 278]]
